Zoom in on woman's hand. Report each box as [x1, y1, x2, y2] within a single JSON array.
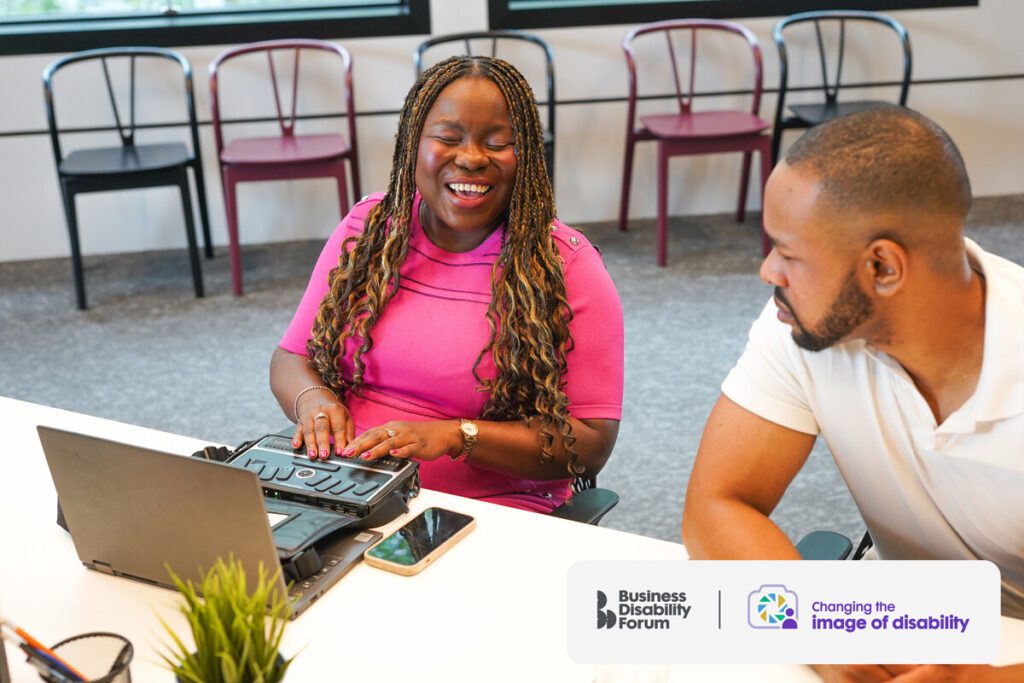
[[293, 389, 355, 461], [343, 420, 461, 462]]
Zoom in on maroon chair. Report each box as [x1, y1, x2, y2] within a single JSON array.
[[209, 40, 361, 295], [619, 20, 772, 265]]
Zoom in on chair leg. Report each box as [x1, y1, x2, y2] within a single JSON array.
[[618, 134, 636, 232], [191, 160, 214, 259], [177, 174, 205, 298], [348, 155, 362, 204], [771, 125, 784, 167], [59, 183, 87, 310], [656, 143, 669, 267], [334, 163, 350, 220], [222, 170, 244, 296], [544, 140, 555, 188], [736, 152, 753, 223], [758, 139, 774, 257]]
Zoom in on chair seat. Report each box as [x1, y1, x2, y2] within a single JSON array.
[[59, 143, 191, 176], [788, 100, 897, 126], [640, 111, 770, 139], [221, 133, 351, 166]]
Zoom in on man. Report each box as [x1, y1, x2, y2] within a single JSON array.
[[682, 107, 1023, 682]]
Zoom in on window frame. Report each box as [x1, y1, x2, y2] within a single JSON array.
[[488, 0, 979, 30], [0, 0, 430, 57]]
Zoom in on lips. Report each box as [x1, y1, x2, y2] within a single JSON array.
[[774, 296, 794, 323]]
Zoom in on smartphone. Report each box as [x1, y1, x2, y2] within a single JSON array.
[[363, 507, 476, 576]]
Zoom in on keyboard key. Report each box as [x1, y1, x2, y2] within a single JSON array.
[[314, 477, 338, 492], [275, 466, 294, 481], [352, 481, 380, 497], [258, 466, 278, 481], [293, 459, 340, 472], [328, 481, 355, 495], [305, 473, 332, 488], [246, 462, 265, 476]]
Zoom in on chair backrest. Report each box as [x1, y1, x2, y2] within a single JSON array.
[[622, 19, 764, 130], [42, 47, 199, 169], [414, 31, 555, 141], [773, 11, 912, 111], [208, 39, 356, 157]]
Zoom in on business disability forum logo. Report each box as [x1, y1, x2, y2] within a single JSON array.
[[749, 584, 799, 629], [596, 589, 691, 630]]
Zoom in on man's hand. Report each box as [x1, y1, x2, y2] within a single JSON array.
[[813, 664, 1017, 682], [891, 664, 1018, 682], [812, 664, 919, 682]]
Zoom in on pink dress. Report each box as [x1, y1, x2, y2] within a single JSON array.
[[280, 192, 624, 512]]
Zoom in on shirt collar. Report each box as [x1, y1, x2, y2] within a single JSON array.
[[958, 238, 1024, 426]]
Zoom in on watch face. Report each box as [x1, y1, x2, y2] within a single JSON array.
[[461, 421, 479, 437]]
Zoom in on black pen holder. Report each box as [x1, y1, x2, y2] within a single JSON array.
[[36, 632, 132, 683]]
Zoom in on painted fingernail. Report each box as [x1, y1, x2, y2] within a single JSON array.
[[361, 454, 371, 460], [319, 449, 328, 460], [292, 439, 300, 448], [342, 446, 355, 456], [390, 449, 399, 456], [308, 449, 316, 459], [335, 445, 343, 456]]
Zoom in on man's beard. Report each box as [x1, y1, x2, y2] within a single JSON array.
[[775, 268, 874, 352]]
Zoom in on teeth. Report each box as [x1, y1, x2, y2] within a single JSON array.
[[448, 183, 491, 195]]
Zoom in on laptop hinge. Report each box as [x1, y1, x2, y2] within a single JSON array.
[[90, 560, 114, 575]]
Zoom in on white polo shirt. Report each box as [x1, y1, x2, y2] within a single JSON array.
[[722, 239, 1024, 618]]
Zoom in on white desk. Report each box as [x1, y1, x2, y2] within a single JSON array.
[[1, 397, 1020, 682]]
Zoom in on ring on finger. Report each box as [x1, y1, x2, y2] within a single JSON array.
[[385, 428, 397, 438], [314, 412, 329, 422]]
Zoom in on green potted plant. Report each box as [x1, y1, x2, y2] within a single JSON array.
[[159, 557, 294, 683]]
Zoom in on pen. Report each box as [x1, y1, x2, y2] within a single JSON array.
[[20, 644, 79, 683], [0, 620, 86, 682]]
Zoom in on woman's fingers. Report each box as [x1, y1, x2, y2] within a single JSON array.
[[294, 398, 353, 460], [345, 425, 399, 460], [312, 411, 333, 460]]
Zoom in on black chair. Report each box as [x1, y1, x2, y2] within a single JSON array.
[[43, 47, 212, 310], [550, 475, 619, 526], [771, 10, 912, 164], [414, 31, 556, 184], [796, 530, 874, 560]]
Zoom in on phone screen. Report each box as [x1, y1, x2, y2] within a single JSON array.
[[366, 507, 474, 566]]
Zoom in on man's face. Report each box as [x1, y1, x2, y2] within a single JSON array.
[[760, 162, 874, 352]]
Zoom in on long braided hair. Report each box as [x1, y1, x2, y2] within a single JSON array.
[[307, 56, 582, 477]]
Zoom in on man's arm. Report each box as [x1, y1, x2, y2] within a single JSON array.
[[682, 393, 817, 559]]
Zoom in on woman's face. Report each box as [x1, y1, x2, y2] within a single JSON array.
[[415, 76, 518, 252]]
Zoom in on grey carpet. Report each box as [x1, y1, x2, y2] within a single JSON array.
[[3, 194, 1022, 547]]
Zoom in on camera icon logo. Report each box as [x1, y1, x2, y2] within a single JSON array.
[[748, 584, 799, 630]]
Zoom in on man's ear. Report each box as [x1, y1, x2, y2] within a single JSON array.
[[863, 239, 907, 297]]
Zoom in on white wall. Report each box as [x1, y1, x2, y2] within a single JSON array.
[[1, 0, 1022, 262]]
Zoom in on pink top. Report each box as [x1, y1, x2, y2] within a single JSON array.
[[280, 192, 624, 512]]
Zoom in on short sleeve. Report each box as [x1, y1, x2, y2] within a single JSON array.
[[278, 195, 377, 356], [721, 300, 819, 435], [561, 243, 624, 420]]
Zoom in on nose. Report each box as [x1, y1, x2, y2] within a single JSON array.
[[759, 248, 787, 288], [455, 142, 488, 171]]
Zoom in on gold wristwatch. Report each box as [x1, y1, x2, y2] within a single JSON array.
[[451, 419, 479, 463]]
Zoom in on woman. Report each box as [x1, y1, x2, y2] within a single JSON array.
[[270, 56, 623, 513]]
